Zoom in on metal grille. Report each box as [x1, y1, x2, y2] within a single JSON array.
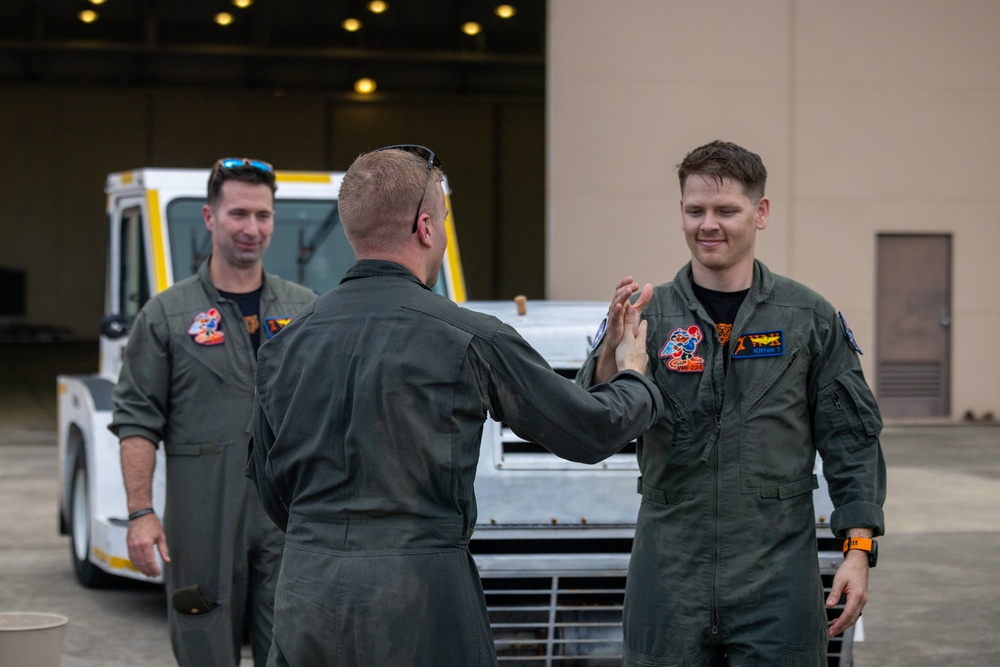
[[484, 575, 626, 666], [878, 361, 940, 398]]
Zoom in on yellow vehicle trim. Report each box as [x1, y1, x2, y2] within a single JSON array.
[[146, 189, 170, 294], [444, 195, 466, 302], [93, 547, 140, 574], [276, 172, 332, 183]]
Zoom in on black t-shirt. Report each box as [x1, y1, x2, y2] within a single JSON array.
[[692, 282, 749, 368], [218, 287, 263, 352]]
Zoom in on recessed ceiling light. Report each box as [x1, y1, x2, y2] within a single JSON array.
[[342, 18, 362, 32], [367, 1, 388, 14], [495, 5, 516, 19], [215, 12, 234, 26], [78, 10, 99, 23], [462, 22, 482, 36], [88, 0, 107, 6], [354, 78, 377, 95], [233, 0, 254, 8]]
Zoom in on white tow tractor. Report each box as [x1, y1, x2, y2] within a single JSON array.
[[57, 168, 858, 666]]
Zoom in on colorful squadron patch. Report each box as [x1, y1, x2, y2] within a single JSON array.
[[188, 308, 225, 346], [732, 330, 784, 359], [838, 311, 863, 354], [659, 324, 705, 373], [264, 317, 293, 339]]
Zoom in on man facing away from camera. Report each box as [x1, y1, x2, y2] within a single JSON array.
[[110, 158, 316, 666], [578, 140, 886, 666], [247, 144, 664, 666]]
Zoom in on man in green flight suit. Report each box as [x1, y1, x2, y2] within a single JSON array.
[[247, 145, 663, 666], [110, 158, 316, 666], [577, 140, 887, 666]]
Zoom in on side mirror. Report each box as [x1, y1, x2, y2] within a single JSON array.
[[100, 314, 130, 339]]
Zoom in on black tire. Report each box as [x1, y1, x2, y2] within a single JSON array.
[[70, 451, 117, 588]]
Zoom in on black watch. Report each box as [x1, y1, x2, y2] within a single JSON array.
[[842, 536, 878, 568]]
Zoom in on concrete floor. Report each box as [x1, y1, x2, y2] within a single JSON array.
[[2, 342, 999, 665]]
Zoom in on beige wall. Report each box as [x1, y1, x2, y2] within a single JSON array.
[[547, 0, 1000, 419]]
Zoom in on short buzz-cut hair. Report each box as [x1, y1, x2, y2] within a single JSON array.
[[338, 147, 444, 253], [677, 140, 767, 202]]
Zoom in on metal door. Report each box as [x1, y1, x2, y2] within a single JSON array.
[[875, 234, 952, 417]]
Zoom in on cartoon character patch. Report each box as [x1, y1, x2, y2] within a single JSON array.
[[838, 311, 863, 354], [659, 324, 705, 373], [264, 317, 293, 339], [188, 308, 225, 346]]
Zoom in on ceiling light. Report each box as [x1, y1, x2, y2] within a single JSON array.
[[215, 12, 234, 26], [367, 1, 388, 13], [88, 0, 107, 6], [78, 10, 99, 23], [342, 18, 362, 32], [494, 5, 516, 19], [462, 22, 482, 36], [233, 0, 254, 8], [354, 78, 377, 95]]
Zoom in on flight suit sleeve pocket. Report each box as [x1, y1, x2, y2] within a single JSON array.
[[817, 370, 882, 453]]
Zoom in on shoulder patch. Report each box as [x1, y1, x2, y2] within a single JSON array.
[[732, 330, 784, 359], [590, 316, 608, 351], [839, 311, 863, 354]]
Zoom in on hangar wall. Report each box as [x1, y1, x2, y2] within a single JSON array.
[[547, 0, 1000, 419]]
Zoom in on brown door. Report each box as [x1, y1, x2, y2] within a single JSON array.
[[875, 234, 952, 417]]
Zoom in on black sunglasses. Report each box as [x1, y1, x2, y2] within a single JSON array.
[[372, 144, 441, 233]]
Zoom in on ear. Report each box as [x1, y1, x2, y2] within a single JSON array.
[[202, 204, 214, 231], [754, 197, 770, 231]]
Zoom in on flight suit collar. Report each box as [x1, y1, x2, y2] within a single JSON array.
[[673, 259, 776, 305], [341, 259, 432, 291]]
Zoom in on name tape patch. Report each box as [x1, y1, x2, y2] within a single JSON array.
[[732, 330, 784, 359]]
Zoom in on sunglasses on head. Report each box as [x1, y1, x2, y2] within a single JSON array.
[[213, 157, 274, 174], [372, 145, 441, 233]]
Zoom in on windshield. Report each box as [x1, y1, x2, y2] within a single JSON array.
[[165, 197, 447, 296]]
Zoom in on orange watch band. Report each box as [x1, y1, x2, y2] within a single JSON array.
[[843, 537, 873, 554]]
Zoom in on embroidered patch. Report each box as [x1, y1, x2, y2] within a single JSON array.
[[839, 311, 863, 354], [189, 308, 225, 346], [590, 316, 608, 351], [732, 330, 784, 359], [659, 324, 705, 373], [264, 317, 293, 338]]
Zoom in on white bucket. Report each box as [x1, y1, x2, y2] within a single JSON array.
[[0, 612, 68, 667]]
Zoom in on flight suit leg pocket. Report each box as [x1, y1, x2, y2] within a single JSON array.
[[779, 643, 825, 667]]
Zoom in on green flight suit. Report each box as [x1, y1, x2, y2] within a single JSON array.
[[110, 259, 315, 667], [578, 260, 886, 667], [248, 260, 663, 667]]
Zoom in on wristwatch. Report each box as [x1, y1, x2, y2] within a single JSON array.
[[842, 536, 878, 568]]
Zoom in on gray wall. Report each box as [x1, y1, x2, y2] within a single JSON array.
[[0, 86, 544, 339]]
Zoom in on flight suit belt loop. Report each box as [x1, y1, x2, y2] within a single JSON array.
[[285, 515, 470, 551], [637, 477, 682, 505]]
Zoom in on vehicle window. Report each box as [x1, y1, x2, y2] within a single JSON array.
[[166, 198, 355, 295], [165, 197, 449, 297], [119, 205, 150, 323]]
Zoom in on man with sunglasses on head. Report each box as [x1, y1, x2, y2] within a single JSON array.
[[247, 145, 663, 666], [110, 158, 316, 666], [577, 140, 886, 666]]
